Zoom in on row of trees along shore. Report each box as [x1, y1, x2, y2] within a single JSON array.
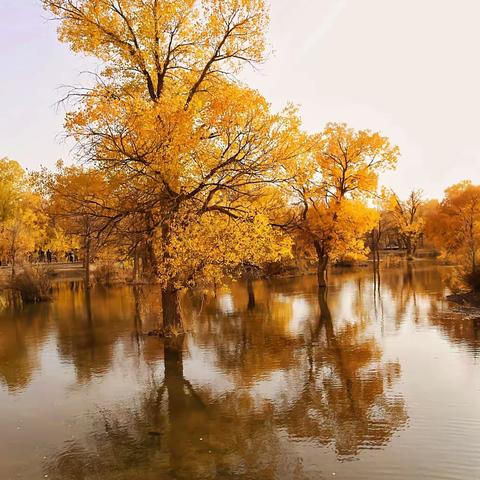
[[1, 0, 479, 328]]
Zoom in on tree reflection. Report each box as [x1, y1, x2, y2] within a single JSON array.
[[53, 284, 137, 383], [189, 280, 408, 459], [44, 335, 308, 480], [6, 262, 480, 478], [278, 287, 407, 458], [0, 299, 50, 392]]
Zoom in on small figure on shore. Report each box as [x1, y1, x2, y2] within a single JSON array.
[[46, 249, 52, 263], [38, 248, 45, 263]]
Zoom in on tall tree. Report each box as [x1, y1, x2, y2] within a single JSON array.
[[43, 0, 303, 328], [287, 123, 399, 287]]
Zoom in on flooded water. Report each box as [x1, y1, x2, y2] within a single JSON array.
[[0, 262, 479, 479]]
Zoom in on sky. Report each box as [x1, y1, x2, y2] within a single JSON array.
[[1, 0, 480, 199]]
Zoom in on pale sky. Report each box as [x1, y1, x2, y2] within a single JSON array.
[[1, 0, 480, 199]]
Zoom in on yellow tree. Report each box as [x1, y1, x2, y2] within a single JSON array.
[[0, 158, 46, 275], [389, 189, 425, 260], [43, 0, 304, 328], [42, 165, 120, 288], [0, 158, 24, 223], [288, 123, 399, 287], [426, 181, 480, 290]]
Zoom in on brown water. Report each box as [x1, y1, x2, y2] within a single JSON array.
[[0, 263, 479, 479]]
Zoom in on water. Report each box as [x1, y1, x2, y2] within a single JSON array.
[[0, 263, 479, 479]]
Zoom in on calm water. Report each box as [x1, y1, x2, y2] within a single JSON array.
[[0, 263, 479, 479]]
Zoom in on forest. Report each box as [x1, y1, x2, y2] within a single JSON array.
[[1, 0, 479, 330]]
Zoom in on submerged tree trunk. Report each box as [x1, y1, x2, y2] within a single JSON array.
[[314, 240, 329, 288], [317, 256, 328, 288], [132, 244, 140, 283], [246, 265, 256, 309], [247, 276, 255, 310], [84, 236, 91, 289], [317, 287, 333, 333], [162, 284, 183, 332]]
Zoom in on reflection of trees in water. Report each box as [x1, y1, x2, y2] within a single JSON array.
[[44, 336, 308, 480], [279, 287, 407, 458], [191, 280, 308, 384], [0, 299, 50, 392], [371, 263, 480, 353], [44, 282, 409, 478], [53, 285, 136, 383], [363, 262, 449, 329], [189, 282, 408, 459], [428, 301, 480, 356], [6, 263, 480, 477]]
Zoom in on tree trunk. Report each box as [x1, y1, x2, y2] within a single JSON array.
[[405, 236, 414, 261], [84, 236, 91, 289], [162, 285, 183, 332], [316, 252, 328, 288], [11, 251, 16, 279], [314, 240, 328, 288], [143, 211, 159, 279], [246, 266, 255, 309], [132, 245, 139, 283]]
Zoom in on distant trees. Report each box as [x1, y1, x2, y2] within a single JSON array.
[[389, 189, 425, 259], [40, 164, 120, 288], [425, 181, 480, 290], [0, 158, 46, 276]]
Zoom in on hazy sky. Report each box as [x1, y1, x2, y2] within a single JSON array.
[[1, 0, 480, 198]]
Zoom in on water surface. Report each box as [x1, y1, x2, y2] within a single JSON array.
[[0, 263, 479, 479]]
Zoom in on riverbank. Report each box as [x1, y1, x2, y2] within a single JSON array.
[[447, 291, 480, 308], [0, 263, 85, 283]]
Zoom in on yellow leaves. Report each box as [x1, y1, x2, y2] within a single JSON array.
[[43, 1, 404, 283], [314, 122, 399, 199], [288, 123, 397, 265], [425, 181, 480, 267], [155, 212, 292, 289], [0, 159, 48, 264], [43, 0, 268, 105], [0, 158, 27, 223], [312, 199, 378, 261]]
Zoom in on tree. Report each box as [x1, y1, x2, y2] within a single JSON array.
[[0, 158, 46, 275], [42, 165, 119, 288], [288, 123, 399, 287], [389, 189, 425, 259], [426, 181, 480, 290], [0, 158, 25, 223], [43, 0, 304, 329]]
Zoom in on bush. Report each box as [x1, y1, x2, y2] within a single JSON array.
[[445, 266, 480, 293], [93, 262, 126, 286], [11, 266, 53, 303], [464, 269, 480, 292]]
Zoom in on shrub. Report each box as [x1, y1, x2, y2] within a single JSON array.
[[445, 266, 480, 293], [93, 262, 126, 286], [464, 269, 480, 292], [11, 266, 53, 303]]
